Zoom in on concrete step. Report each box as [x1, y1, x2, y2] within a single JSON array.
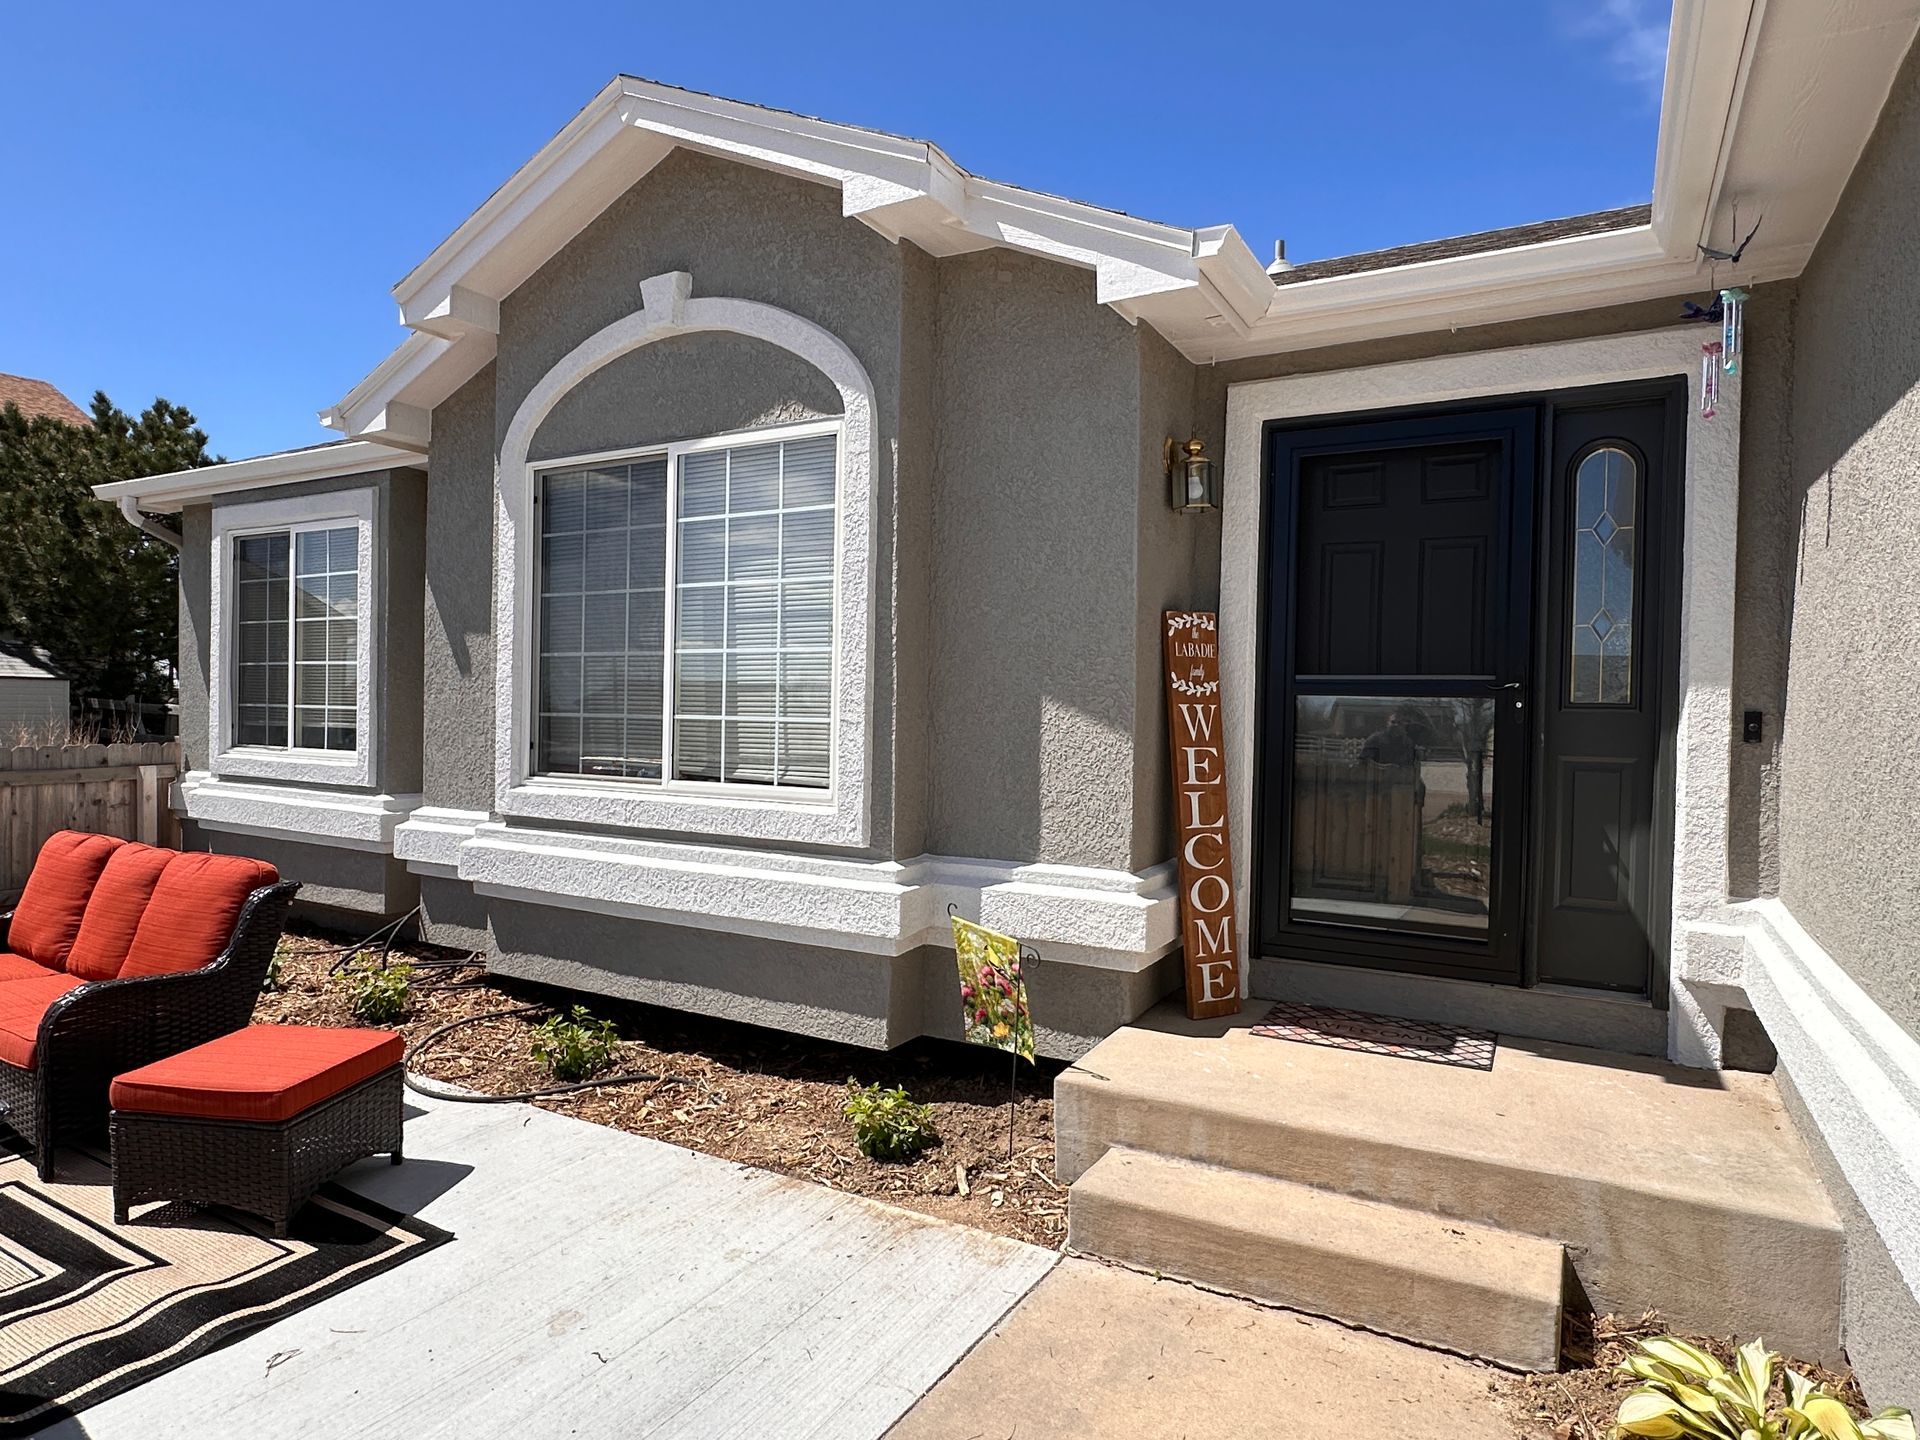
[[1056, 1005, 1846, 1362], [1069, 1146, 1566, 1370]]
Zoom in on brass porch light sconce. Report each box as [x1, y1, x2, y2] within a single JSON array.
[[1165, 435, 1218, 514]]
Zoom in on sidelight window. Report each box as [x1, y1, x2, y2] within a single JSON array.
[[1568, 445, 1637, 705]]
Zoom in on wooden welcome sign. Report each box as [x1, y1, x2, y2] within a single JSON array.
[[1163, 611, 1241, 1019]]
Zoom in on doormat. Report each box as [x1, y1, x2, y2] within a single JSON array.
[[1250, 1001, 1497, 1071], [0, 1145, 450, 1435]]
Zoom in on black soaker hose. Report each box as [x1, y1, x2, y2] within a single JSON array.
[[401, 1001, 673, 1105]]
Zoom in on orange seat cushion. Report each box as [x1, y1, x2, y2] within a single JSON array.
[[109, 1025, 403, 1123], [118, 852, 279, 980], [0, 951, 62, 984], [67, 843, 179, 982], [0, 972, 85, 1069], [10, 832, 123, 971]]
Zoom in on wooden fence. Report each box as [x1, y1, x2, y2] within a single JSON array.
[[0, 742, 182, 899]]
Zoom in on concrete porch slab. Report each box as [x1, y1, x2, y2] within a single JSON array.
[[35, 1095, 1056, 1440], [884, 1258, 1512, 1440], [1057, 1002, 1844, 1359]]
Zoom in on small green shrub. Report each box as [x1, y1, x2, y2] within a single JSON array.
[[530, 1005, 620, 1082], [263, 943, 288, 994], [843, 1081, 938, 1162], [339, 958, 412, 1024], [1614, 1334, 1914, 1440]]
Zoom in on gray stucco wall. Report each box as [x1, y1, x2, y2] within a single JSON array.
[[1773, 36, 1920, 1040], [925, 250, 1143, 869], [423, 363, 498, 813], [178, 504, 212, 771]]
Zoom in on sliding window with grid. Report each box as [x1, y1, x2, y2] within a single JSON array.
[[533, 428, 836, 791], [231, 524, 359, 751]]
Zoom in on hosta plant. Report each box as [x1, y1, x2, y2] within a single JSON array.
[[530, 1006, 621, 1083], [1614, 1334, 1915, 1440], [340, 958, 413, 1025], [843, 1081, 938, 1162]]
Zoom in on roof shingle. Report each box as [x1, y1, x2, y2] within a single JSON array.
[[0, 374, 89, 426]]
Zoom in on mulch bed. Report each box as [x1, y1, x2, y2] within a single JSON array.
[[254, 926, 1068, 1246], [1499, 1310, 1867, 1439]]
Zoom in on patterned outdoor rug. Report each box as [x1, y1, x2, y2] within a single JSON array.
[[0, 1145, 450, 1435], [1250, 1000, 1498, 1070]]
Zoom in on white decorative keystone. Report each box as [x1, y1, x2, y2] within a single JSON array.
[[639, 271, 693, 328]]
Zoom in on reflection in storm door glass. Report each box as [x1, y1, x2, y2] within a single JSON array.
[[1569, 447, 1637, 705], [1290, 696, 1495, 934]]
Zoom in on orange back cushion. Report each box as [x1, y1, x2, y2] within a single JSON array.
[[10, 831, 123, 970], [67, 843, 179, 981], [119, 852, 279, 980]]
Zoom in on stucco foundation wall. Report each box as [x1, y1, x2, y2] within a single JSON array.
[[1773, 1068, 1920, 1408], [423, 363, 497, 813], [1774, 38, 1920, 1039], [415, 879, 1148, 1059], [183, 820, 417, 924]]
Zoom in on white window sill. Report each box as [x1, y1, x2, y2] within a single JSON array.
[[499, 776, 858, 848], [177, 772, 420, 852], [214, 745, 374, 789]]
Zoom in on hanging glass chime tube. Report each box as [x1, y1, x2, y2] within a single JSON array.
[[1720, 287, 1747, 375], [1701, 341, 1723, 419]]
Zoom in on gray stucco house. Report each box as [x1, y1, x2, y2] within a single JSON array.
[[100, 0, 1920, 1400]]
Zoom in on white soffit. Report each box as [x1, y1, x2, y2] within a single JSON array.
[[322, 3, 1920, 434]]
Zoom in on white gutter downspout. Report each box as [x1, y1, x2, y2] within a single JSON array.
[[117, 496, 182, 551]]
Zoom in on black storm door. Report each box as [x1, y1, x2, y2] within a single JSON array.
[[1528, 387, 1682, 993], [1258, 409, 1536, 983]]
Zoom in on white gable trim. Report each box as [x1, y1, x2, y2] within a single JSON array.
[[493, 271, 877, 848]]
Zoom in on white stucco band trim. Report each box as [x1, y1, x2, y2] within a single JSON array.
[[392, 811, 1179, 970], [176, 772, 422, 853], [1220, 326, 1741, 1056], [494, 271, 876, 848]]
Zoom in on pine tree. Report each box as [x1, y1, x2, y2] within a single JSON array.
[[0, 392, 215, 707]]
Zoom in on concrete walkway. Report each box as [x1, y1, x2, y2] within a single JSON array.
[[37, 1095, 1056, 1440], [885, 1258, 1513, 1440]]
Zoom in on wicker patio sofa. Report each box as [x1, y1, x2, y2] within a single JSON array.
[[0, 831, 298, 1178]]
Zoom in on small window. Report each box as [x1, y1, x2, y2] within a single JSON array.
[[534, 426, 837, 792], [232, 523, 360, 751], [1568, 446, 1637, 705]]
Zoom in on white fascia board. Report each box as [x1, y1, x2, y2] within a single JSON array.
[[91, 439, 423, 512], [387, 75, 1267, 354], [1650, 0, 1759, 258], [322, 329, 496, 447]]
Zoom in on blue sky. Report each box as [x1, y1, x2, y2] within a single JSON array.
[[0, 0, 1671, 461]]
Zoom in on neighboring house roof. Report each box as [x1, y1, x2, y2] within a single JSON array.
[[1273, 206, 1655, 286], [0, 637, 67, 683], [0, 374, 88, 426]]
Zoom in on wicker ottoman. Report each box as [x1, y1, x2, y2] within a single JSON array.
[[109, 1025, 405, 1235]]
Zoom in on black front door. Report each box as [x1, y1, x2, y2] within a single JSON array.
[[1259, 408, 1536, 983], [1256, 388, 1680, 993]]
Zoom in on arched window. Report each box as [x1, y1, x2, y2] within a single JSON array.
[[1569, 445, 1638, 705]]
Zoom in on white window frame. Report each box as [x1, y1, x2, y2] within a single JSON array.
[[492, 271, 877, 849], [209, 488, 379, 789], [529, 416, 843, 801]]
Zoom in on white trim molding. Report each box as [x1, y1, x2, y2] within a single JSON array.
[[1220, 326, 1741, 1037], [92, 440, 420, 513], [176, 772, 422, 853], [391, 809, 1178, 969], [1679, 900, 1920, 1305], [493, 271, 877, 848], [208, 487, 382, 791]]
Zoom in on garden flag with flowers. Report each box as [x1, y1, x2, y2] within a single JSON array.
[[950, 916, 1036, 1063]]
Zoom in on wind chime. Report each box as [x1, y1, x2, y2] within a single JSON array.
[[1693, 205, 1758, 421]]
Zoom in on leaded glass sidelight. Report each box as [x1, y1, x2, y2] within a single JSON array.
[[1569, 446, 1637, 705]]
